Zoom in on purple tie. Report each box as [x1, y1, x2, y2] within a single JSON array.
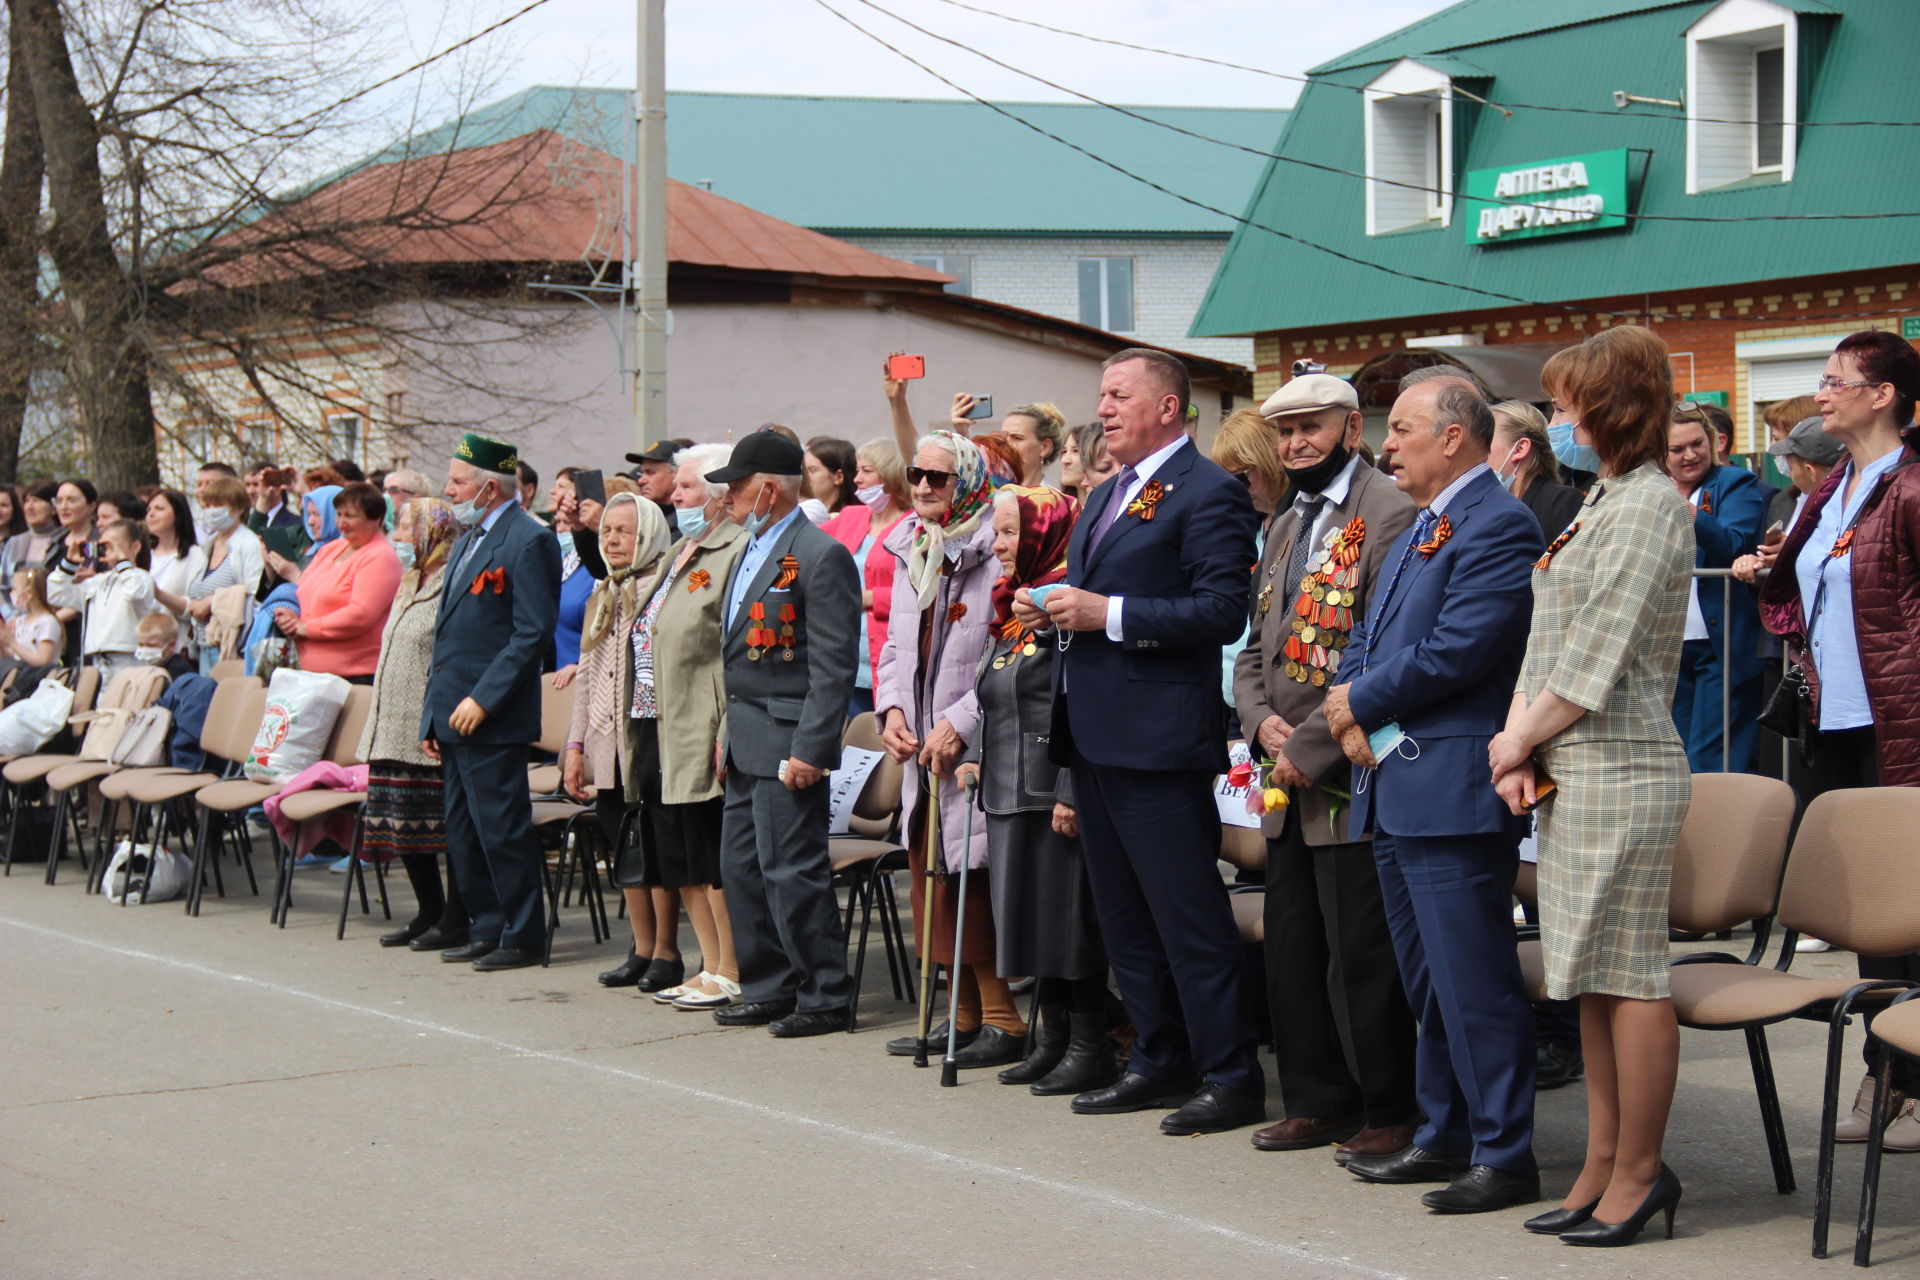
[[1089, 465, 1139, 555]]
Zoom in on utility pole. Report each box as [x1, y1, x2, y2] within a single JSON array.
[[632, 0, 668, 447]]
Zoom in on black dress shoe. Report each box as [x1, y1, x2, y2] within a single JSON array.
[[598, 950, 649, 988], [1070, 1071, 1198, 1115], [634, 956, 686, 994], [472, 946, 541, 972], [441, 939, 498, 963], [1346, 1144, 1469, 1185], [380, 919, 433, 947], [409, 925, 467, 952], [947, 1024, 1026, 1069], [769, 1007, 849, 1038], [1161, 1082, 1266, 1136], [1421, 1164, 1541, 1213], [887, 1022, 978, 1057], [1536, 1040, 1585, 1090], [713, 1000, 796, 1027]]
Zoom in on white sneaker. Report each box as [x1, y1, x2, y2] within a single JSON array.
[[651, 971, 707, 1005], [1796, 936, 1833, 953], [1836, 1073, 1906, 1143], [673, 975, 743, 1009]]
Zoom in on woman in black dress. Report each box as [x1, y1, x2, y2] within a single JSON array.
[[959, 484, 1116, 1096]]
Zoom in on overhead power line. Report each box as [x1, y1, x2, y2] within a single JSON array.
[[925, 0, 1920, 129], [859, 0, 1920, 225]]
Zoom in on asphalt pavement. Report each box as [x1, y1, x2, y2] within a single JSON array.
[[3, 864, 1917, 1278]]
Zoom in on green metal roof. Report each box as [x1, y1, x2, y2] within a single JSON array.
[[1313, 0, 1835, 73], [383, 88, 1288, 237], [1194, 0, 1911, 337]]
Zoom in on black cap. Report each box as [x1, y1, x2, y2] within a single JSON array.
[[706, 430, 804, 484], [624, 437, 691, 467]]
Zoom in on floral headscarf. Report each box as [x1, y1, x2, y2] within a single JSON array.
[[581, 493, 671, 653], [905, 430, 993, 611], [989, 485, 1077, 631], [401, 497, 461, 591]]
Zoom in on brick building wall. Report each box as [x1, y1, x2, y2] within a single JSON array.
[[1253, 264, 1919, 452], [837, 233, 1251, 366]]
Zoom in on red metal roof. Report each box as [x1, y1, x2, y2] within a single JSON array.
[[201, 130, 951, 286]]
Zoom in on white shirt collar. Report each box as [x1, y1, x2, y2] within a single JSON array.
[[1129, 434, 1191, 486], [1427, 462, 1490, 519], [1292, 452, 1362, 513]]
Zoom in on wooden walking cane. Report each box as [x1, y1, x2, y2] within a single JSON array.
[[911, 772, 941, 1068]]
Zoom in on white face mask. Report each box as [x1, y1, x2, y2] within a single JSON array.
[[135, 645, 167, 664], [855, 483, 890, 512]]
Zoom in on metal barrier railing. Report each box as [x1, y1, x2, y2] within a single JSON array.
[[1690, 567, 1789, 777]]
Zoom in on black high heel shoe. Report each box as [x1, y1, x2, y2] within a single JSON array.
[[379, 918, 433, 948], [1523, 1197, 1599, 1235], [1559, 1166, 1681, 1247]]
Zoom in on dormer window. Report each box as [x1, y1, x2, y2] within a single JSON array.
[[1363, 59, 1455, 235], [1687, 0, 1800, 191]]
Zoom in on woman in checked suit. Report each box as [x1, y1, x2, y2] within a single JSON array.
[[1490, 325, 1695, 1247]]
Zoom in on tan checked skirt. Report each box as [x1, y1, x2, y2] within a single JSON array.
[[1533, 739, 1691, 1001]]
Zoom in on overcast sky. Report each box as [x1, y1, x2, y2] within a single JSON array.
[[387, 0, 1452, 113]]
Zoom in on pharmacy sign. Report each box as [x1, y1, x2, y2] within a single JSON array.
[[1464, 149, 1629, 246]]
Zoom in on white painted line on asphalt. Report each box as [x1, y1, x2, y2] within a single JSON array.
[[4, 914, 1406, 1280]]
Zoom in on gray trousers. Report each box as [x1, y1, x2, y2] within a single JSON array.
[[719, 768, 852, 1012]]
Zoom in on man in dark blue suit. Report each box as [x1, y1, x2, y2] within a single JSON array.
[[1667, 410, 1766, 772], [1322, 379, 1545, 1213], [1015, 348, 1264, 1136], [422, 433, 561, 972]]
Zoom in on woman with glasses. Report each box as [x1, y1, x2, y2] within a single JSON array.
[[875, 430, 1027, 1068], [1750, 329, 1920, 1151]]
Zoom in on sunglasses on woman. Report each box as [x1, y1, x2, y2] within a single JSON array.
[[906, 467, 956, 488]]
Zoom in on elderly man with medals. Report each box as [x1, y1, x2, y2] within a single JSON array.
[[1232, 374, 1422, 1160], [706, 431, 863, 1038]]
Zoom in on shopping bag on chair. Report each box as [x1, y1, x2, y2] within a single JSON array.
[[243, 668, 349, 784]]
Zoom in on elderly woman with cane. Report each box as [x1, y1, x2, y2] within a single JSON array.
[[956, 484, 1117, 1095], [876, 429, 1027, 1067], [560, 493, 677, 990]]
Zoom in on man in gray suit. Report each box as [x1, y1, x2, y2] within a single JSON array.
[[706, 431, 862, 1037]]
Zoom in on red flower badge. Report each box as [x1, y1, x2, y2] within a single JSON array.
[[469, 566, 506, 595], [1125, 480, 1169, 521], [1416, 514, 1453, 558], [773, 554, 799, 590], [946, 602, 968, 623], [686, 568, 711, 592]]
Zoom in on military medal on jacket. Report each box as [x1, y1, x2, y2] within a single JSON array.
[[1282, 516, 1365, 688]]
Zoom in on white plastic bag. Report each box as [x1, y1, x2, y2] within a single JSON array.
[[243, 668, 350, 784], [103, 840, 191, 904], [0, 677, 74, 756]]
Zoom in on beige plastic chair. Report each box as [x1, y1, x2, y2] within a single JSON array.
[[1854, 989, 1920, 1265], [829, 714, 910, 1032], [208, 658, 246, 680], [1667, 786, 1920, 1258], [248, 686, 372, 925], [525, 673, 576, 796], [1218, 825, 1268, 944]]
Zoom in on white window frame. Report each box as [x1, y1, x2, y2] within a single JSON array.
[[1077, 256, 1135, 333], [1686, 0, 1799, 193], [1363, 59, 1455, 236], [905, 253, 973, 296], [326, 412, 361, 465]]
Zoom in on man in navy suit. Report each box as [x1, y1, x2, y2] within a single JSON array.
[[422, 433, 561, 972], [1323, 378, 1545, 1213], [1667, 410, 1766, 772], [1015, 348, 1265, 1136]]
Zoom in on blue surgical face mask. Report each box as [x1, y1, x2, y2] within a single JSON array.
[[741, 510, 770, 536], [677, 505, 709, 540], [394, 542, 416, 571], [1548, 420, 1601, 474], [555, 530, 575, 556], [451, 498, 484, 527]]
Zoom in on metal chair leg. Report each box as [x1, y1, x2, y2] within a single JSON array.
[[1745, 1025, 1796, 1194], [42, 790, 70, 885], [1854, 1042, 1900, 1267]]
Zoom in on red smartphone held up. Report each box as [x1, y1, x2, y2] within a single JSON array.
[[887, 353, 925, 381]]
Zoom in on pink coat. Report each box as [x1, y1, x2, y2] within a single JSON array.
[[263, 761, 370, 857], [874, 515, 997, 872]]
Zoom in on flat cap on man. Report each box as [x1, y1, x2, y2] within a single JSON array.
[[454, 432, 519, 475], [1260, 373, 1359, 419], [1768, 415, 1846, 467], [705, 429, 805, 484]]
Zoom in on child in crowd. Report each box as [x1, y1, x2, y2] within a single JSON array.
[[49, 518, 161, 679], [134, 610, 196, 680], [0, 567, 63, 702]]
